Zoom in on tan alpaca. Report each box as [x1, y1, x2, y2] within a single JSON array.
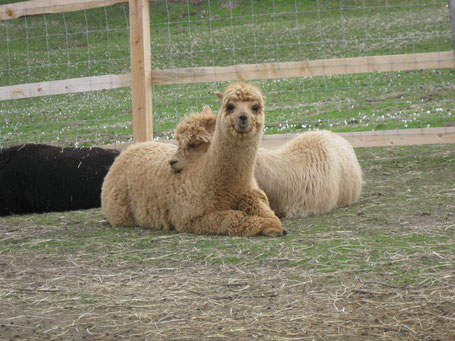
[[101, 82, 287, 237], [169, 107, 363, 218]]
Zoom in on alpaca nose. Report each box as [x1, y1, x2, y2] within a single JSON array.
[[239, 113, 248, 123], [238, 113, 249, 128], [169, 159, 182, 173]]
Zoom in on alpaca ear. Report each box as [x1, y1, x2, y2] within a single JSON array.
[[202, 105, 212, 115], [201, 114, 216, 135], [214, 91, 223, 101]]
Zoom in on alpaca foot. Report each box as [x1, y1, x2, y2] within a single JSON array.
[[260, 218, 288, 237]]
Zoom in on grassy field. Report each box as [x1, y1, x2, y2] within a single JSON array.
[[1, 143, 454, 339], [1, 0, 454, 146]]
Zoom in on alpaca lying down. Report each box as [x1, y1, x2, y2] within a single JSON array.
[[0, 144, 119, 216], [102, 82, 287, 237], [169, 107, 363, 218]]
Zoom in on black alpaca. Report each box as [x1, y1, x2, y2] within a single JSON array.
[[0, 144, 120, 216]]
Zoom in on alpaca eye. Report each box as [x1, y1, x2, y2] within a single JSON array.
[[252, 104, 259, 112], [226, 103, 235, 112], [188, 143, 199, 148]]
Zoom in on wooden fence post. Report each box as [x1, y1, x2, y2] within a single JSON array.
[[449, 0, 455, 52], [129, 0, 153, 142]]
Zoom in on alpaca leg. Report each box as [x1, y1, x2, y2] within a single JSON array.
[[182, 210, 287, 237], [237, 189, 279, 220]]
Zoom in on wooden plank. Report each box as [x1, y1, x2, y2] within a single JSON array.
[[260, 127, 455, 149], [1, 51, 454, 101], [0, 73, 131, 100], [449, 0, 455, 52], [0, 0, 127, 20], [340, 127, 455, 148], [103, 139, 176, 151], [129, 0, 153, 142], [151, 51, 455, 85], [105, 127, 455, 150]]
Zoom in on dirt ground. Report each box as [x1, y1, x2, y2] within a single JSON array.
[[1, 144, 454, 340]]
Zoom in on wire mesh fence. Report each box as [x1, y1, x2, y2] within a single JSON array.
[[0, 0, 454, 146], [1, 1, 132, 145]]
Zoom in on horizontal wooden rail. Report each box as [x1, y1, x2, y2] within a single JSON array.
[[151, 51, 455, 85], [1, 51, 454, 101], [0, 74, 131, 100], [0, 0, 127, 20], [261, 127, 455, 149], [341, 127, 455, 148], [105, 127, 455, 150]]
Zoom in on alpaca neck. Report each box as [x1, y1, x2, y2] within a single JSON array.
[[207, 128, 260, 188]]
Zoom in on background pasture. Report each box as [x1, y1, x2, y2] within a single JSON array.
[[1, 0, 454, 145]]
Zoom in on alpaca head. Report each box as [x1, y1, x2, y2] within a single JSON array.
[[169, 105, 216, 173], [215, 82, 265, 141], [169, 82, 265, 173]]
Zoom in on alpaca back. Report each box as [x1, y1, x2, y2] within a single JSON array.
[[1, 144, 119, 215], [255, 131, 341, 218], [102, 142, 220, 230], [102, 142, 180, 229], [324, 132, 363, 207]]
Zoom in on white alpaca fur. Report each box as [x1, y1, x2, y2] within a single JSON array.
[[254, 131, 363, 218]]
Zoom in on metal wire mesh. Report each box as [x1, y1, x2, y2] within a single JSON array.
[[0, 0, 454, 146]]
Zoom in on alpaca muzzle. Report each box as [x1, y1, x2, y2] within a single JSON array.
[[236, 113, 250, 132], [169, 159, 182, 173]]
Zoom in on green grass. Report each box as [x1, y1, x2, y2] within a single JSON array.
[[0, 0, 454, 146], [1, 145, 453, 286], [1, 144, 454, 339]]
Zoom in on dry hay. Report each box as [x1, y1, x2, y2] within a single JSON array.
[[1, 232, 454, 340]]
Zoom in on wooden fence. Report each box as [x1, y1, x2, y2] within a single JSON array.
[[1, 0, 455, 147]]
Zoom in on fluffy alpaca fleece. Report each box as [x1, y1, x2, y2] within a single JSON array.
[[0, 144, 119, 216], [101, 83, 287, 237], [169, 108, 363, 218], [255, 131, 363, 218]]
